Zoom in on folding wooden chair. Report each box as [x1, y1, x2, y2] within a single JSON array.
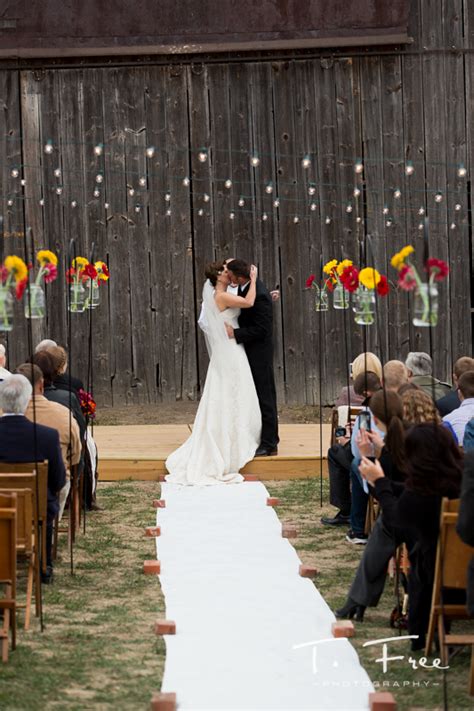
[[425, 498, 474, 695], [0, 493, 17, 662], [0, 464, 48, 575], [0, 488, 36, 629]]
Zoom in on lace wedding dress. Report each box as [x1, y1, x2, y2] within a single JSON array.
[[165, 280, 262, 485]]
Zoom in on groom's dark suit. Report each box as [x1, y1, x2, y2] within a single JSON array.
[[234, 278, 279, 451]]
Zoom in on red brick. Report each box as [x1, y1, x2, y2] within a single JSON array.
[[282, 524, 298, 539], [143, 559, 161, 575], [153, 499, 166, 508], [243, 474, 259, 481], [145, 526, 161, 537], [299, 564, 318, 577], [150, 692, 176, 711], [332, 621, 355, 638], [266, 497, 281, 506], [369, 691, 397, 711], [154, 619, 176, 635]]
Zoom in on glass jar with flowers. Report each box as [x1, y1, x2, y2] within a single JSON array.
[[0, 255, 28, 331], [344, 267, 389, 325], [87, 260, 110, 309], [23, 249, 58, 319], [332, 260, 353, 309], [390, 245, 448, 327], [67, 257, 89, 313], [305, 273, 329, 311]]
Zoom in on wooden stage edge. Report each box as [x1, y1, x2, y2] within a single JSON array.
[[95, 424, 330, 481]]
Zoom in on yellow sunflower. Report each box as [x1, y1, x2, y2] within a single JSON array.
[[390, 245, 414, 271], [336, 259, 353, 276], [359, 267, 381, 290], [4, 255, 28, 283], [323, 259, 339, 275], [37, 249, 58, 266]]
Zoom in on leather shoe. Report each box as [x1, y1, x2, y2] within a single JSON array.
[[321, 511, 350, 526], [255, 446, 278, 457], [335, 596, 365, 622], [87, 502, 104, 512]]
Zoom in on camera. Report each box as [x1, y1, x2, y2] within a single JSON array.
[[358, 411, 371, 431], [335, 426, 347, 438]]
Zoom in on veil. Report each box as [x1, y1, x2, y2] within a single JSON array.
[[202, 279, 229, 357]]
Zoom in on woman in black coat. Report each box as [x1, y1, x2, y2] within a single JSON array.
[[359, 423, 462, 649]]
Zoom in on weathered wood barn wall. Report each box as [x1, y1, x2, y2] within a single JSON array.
[[0, 0, 472, 406]]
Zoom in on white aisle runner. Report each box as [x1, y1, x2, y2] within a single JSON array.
[[157, 482, 373, 710]]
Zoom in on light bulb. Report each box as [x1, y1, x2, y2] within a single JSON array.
[[198, 208, 204, 216], [265, 182, 273, 194], [293, 216, 299, 224], [393, 188, 401, 199], [44, 140, 53, 154], [301, 154, 311, 169], [262, 212, 268, 221], [457, 164, 467, 178], [39, 198, 44, 206], [450, 222, 456, 230], [166, 208, 172, 216], [354, 159, 363, 174], [353, 187, 361, 197], [198, 150, 208, 163], [435, 192, 443, 203], [182, 177, 190, 187], [418, 222, 424, 230], [128, 188, 135, 197], [71, 200, 77, 208], [238, 197, 245, 207], [56, 187, 63, 195], [386, 218, 393, 227], [139, 176, 147, 187], [383, 206, 389, 215], [146, 146, 155, 158], [135, 204, 141, 213], [273, 198, 280, 208], [7, 199, 13, 206], [310, 202, 317, 211], [164, 192, 171, 202], [418, 207, 425, 215], [203, 193, 210, 203], [105, 202, 110, 210], [10, 168, 19, 178], [94, 143, 104, 156], [54, 168, 61, 178], [356, 216, 362, 223], [229, 211, 235, 220], [95, 173, 104, 184], [20, 179, 26, 186], [308, 185, 316, 196], [93, 188, 100, 198], [455, 203, 461, 211], [224, 179, 232, 189], [346, 204, 353, 213], [325, 216, 331, 224], [250, 154, 260, 167], [405, 162, 414, 176]]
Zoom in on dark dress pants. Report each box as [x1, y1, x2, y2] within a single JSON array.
[[248, 358, 279, 450], [328, 443, 353, 514]]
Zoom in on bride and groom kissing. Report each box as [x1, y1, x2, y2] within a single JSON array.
[[165, 258, 279, 486]]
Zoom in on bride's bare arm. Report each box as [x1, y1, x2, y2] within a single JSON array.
[[215, 265, 257, 309]]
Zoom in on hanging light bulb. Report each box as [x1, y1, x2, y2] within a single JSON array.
[[238, 197, 245, 207], [54, 168, 61, 178], [393, 188, 402, 199], [262, 212, 268, 222], [198, 208, 204, 216], [346, 203, 353, 213], [20, 179, 26, 187], [146, 146, 155, 158], [325, 216, 331, 224], [418, 222, 424, 230], [354, 159, 363, 174], [135, 204, 141, 213], [301, 154, 311, 169], [386, 218, 393, 227], [273, 198, 280, 208], [198, 149, 208, 163], [310, 202, 317, 211], [166, 208, 172, 217], [203, 193, 210, 203], [405, 161, 415, 176], [104, 202, 110, 210], [39, 198, 44, 206], [71, 200, 77, 208], [139, 176, 147, 187], [356, 216, 362, 223], [93, 188, 100, 198], [308, 185, 316, 196], [224, 179, 232, 189], [7, 199, 13, 207], [44, 139, 53, 154], [265, 182, 273, 194], [164, 192, 171, 202], [128, 187, 135, 197], [94, 143, 104, 156], [450, 222, 456, 230], [229, 211, 235, 220], [457, 163, 467, 178], [55, 187, 63, 195], [383, 205, 389, 215], [418, 206, 425, 215], [455, 203, 461, 211], [182, 176, 190, 187], [250, 154, 260, 167], [10, 168, 19, 178], [435, 192, 443, 203], [95, 173, 104, 184], [353, 187, 361, 198]]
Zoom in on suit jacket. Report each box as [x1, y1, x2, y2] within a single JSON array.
[[436, 388, 460, 417], [53, 372, 85, 397], [44, 384, 86, 440], [234, 278, 273, 365], [0, 414, 66, 518], [411, 375, 451, 402], [457, 451, 474, 615]]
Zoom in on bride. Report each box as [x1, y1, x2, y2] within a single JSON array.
[[165, 261, 262, 485]]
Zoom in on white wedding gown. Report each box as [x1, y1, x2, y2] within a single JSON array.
[[165, 283, 262, 485]]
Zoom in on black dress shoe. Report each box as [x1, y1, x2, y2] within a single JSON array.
[[321, 511, 351, 526], [335, 597, 366, 622], [255, 446, 278, 457], [41, 565, 54, 585]]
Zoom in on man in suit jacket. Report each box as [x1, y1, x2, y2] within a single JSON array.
[[0, 374, 66, 580], [225, 259, 279, 456], [436, 356, 474, 417], [457, 450, 474, 616]]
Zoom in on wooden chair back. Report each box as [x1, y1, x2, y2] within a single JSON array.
[[437, 499, 474, 589], [0, 488, 33, 555], [0, 494, 17, 661]]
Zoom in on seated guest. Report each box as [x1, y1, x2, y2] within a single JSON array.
[[335, 351, 382, 408], [359, 424, 462, 649], [44, 344, 85, 396], [405, 351, 451, 401], [0, 343, 10, 381], [442, 370, 474, 445], [323, 371, 381, 527], [0, 374, 66, 583], [457, 451, 474, 616], [35, 338, 57, 353], [15, 363, 82, 519], [32, 350, 86, 440], [436, 356, 474, 417]]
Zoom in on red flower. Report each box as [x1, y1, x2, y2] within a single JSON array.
[[306, 274, 315, 288], [425, 257, 449, 282], [101, 263, 110, 278], [66, 267, 76, 284], [15, 278, 27, 300], [339, 265, 359, 292], [376, 275, 390, 296], [82, 263, 98, 280], [0, 266, 8, 284], [43, 263, 57, 284], [398, 265, 417, 291], [78, 388, 97, 418], [325, 278, 335, 292]]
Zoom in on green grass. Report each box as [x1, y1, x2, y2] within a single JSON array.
[[1, 478, 473, 710]]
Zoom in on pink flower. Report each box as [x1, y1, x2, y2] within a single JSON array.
[[398, 265, 417, 291], [43, 263, 58, 284]]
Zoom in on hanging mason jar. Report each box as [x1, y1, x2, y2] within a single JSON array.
[[333, 283, 349, 309], [413, 283, 438, 327], [24, 284, 45, 319], [0, 286, 14, 332], [313, 286, 329, 312], [86, 278, 100, 309], [353, 287, 376, 325], [69, 282, 86, 313]]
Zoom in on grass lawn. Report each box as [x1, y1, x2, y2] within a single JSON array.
[[1, 478, 473, 710]]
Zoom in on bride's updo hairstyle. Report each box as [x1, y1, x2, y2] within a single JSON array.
[[205, 260, 225, 287]]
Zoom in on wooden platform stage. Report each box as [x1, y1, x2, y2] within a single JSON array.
[[94, 424, 331, 481]]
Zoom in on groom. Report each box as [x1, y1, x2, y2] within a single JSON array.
[[224, 259, 279, 456]]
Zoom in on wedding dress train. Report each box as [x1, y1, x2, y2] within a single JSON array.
[[165, 283, 261, 485]]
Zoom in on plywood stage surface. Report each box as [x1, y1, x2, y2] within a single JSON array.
[[94, 424, 331, 481]]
